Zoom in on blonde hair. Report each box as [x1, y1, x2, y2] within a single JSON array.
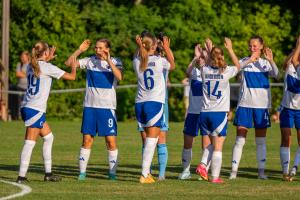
[[31, 41, 49, 77], [140, 36, 155, 72], [210, 47, 226, 73]]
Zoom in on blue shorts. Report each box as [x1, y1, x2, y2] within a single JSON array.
[[200, 112, 228, 136], [81, 107, 117, 136], [135, 101, 163, 128], [138, 101, 168, 132], [233, 106, 271, 128], [183, 113, 201, 137], [280, 107, 300, 129], [21, 107, 46, 128]]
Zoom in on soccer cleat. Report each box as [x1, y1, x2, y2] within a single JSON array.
[[44, 173, 62, 182], [210, 178, 224, 183], [178, 171, 191, 180], [108, 173, 117, 181], [196, 164, 208, 181], [229, 172, 237, 180], [258, 174, 268, 180], [290, 166, 297, 177], [78, 172, 86, 181], [16, 176, 29, 184], [282, 174, 292, 182], [139, 174, 155, 184], [158, 176, 165, 181]]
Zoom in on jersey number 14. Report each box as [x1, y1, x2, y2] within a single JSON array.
[[205, 80, 222, 99]]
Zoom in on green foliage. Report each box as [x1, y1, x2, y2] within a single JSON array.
[[7, 0, 299, 120]]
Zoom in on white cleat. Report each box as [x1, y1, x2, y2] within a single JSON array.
[[178, 171, 191, 180], [258, 174, 268, 180], [229, 173, 237, 180]]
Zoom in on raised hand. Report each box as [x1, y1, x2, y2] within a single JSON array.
[[46, 46, 57, 61], [79, 39, 91, 52], [204, 38, 213, 53], [264, 47, 273, 62], [224, 37, 232, 50], [194, 44, 202, 58], [162, 36, 171, 50], [135, 35, 143, 47], [69, 56, 78, 68]]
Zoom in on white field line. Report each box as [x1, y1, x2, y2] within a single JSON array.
[[0, 180, 32, 200]]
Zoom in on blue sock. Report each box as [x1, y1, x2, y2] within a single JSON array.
[[157, 143, 168, 178]]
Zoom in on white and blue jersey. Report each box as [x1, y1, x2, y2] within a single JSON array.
[[200, 65, 238, 136], [234, 57, 278, 128], [280, 64, 300, 129], [237, 57, 278, 109], [79, 55, 123, 136], [133, 55, 170, 128], [183, 67, 203, 137], [21, 61, 65, 127]]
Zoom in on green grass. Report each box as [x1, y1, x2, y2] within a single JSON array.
[[1, 121, 300, 199]]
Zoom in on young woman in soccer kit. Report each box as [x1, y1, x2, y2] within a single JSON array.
[[16, 41, 78, 183], [279, 36, 300, 181], [17, 34, 300, 184], [65, 39, 123, 181], [230, 36, 279, 180], [136, 31, 175, 181], [133, 33, 175, 183]]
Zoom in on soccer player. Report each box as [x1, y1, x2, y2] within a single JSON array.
[[134, 34, 175, 183], [16, 41, 78, 183], [195, 38, 240, 183], [280, 36, 300, 181], [65, 39, 123, 181], [138, 32, 175, 181], [230, 36, 279, 179], [178, 43, 208, 180]]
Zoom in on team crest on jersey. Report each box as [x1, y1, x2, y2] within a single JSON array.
[[148, 62, 155, 67]]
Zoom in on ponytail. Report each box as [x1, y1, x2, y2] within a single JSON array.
[[139, 36, 154, 72], [31, 41, 49, 77]]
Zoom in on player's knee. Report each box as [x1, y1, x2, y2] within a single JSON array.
[[106, 141, 117, 151], [82, 138, 93, 148]]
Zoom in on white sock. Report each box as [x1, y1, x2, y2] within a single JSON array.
[[211, 151, 222, 179], [142, 137, 158, 177], [231, 136, 246, 172], [108, 149, 118, 175], [256, 137, 267, 171], [19, 140, 36, 177], [280, 147, 290, 174], [293, 147, 300, 168], [79, 147, 91, 174], [182, 148, 192, 173], [201, 144, 213, 166], [42, 133, 54, 174]]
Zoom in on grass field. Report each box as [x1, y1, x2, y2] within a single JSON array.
[[1, 120, 300, 200]]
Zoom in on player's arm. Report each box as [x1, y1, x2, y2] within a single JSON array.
[[103, 50, 123, 81], [292, 36, 300, 67], [61, 56, 77, 81], [264, 47, 279, 79], [162, 36, 175, 71], [224, 37, 241, 70], [16, 64, 26, 78], [65, 40, 91, 67], [283, 50, 294, 71]]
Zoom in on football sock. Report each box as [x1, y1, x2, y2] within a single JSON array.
[[79, 147, 91, 174], [19, 140, 36, 177], [201, 144, 213, 166], [256, 137, 266, 172], [211, 151, 222, 179], [108, 149, 118, 175], [280, 147, 290, 174], [293, 147, 300, 168], [231, 136, 245, 173], [42, 133, 54, 174], [182, 148, 192, 173], [157, 143, 168, 178], [142, 137, 158, 177]]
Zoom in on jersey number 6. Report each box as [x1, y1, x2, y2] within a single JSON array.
[[143, 69, 154, 90]]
